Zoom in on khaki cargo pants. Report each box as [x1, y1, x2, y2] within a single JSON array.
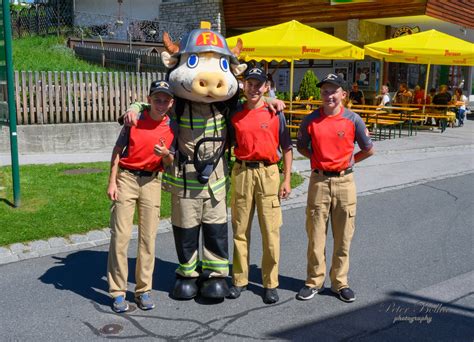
[[230, 162, 282, 289], [107, 170, 161, 298], [305, 171, 357, 292]]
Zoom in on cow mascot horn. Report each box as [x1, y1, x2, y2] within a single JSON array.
[[160, 22, 247, 300]]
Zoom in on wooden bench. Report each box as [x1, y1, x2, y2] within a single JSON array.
[[356, 113, 403, 140], [409, 112, 455, 132]]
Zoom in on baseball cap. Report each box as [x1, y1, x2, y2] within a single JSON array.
[[149, 80, 173, 97], [317, 73, 347, 90], [244, 67, 267, 83]]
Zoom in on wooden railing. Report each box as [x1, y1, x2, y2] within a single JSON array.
[[73, 45, 167, 73], [14, 70, 166, 125]]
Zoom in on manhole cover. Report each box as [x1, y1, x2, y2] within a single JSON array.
[[100, 324, 123, 335], [63, 168, 104, 175]]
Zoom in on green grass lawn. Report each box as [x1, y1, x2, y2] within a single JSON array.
[[0, 163, 304, 247], [13, 35, 109, 72]]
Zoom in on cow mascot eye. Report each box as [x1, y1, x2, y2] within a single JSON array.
[[187, 54, 199, 68], [219, 57, 229, 72]]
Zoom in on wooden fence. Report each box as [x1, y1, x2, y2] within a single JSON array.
[[15, 70, 166, 125], [73, 44, 167, 73]]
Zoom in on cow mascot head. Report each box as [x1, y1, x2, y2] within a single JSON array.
[[161, 27, 247, 103], [161, 24, 246, 300]]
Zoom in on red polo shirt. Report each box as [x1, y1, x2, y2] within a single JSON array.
[[117, 110, 177, 172], [231, 103, 291, 164], [297, 106, 373, 171]]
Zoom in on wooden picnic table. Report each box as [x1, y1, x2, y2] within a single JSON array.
[[284, 100, 322, 111], [391, 103, 462, 108], [352, 109, 386, 115], [350, 104, 419, 112], [284, 100, 322, 105], [353, 109, 406, 139], [285, 109, 312, 116], [284, 109, 312, 130]]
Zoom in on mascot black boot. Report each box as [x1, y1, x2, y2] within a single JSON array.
[[172, 224, 200, 299], [199, 273, 229, 299], [173, 275, 199, 300], [199, 222, 230, 299]]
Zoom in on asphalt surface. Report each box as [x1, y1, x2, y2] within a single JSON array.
[[0, 174, 472, 341], [0, 120, 473, 341]]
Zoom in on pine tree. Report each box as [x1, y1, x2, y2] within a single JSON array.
[[298, 70, 320, 100]]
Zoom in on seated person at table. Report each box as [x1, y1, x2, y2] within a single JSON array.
[[393, 83, 412, 105], [412, 85, 426, 108], [430, 85, 452, 126], [426, 88, 436, 105], [349, 83, 365, 105], [376, 85, 390, 108], [451, 88, 468, 127], [432, 85, 452, 110]]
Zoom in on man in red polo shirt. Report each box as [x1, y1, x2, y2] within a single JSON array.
[[107, 80, 177, 313], [227, 67, 292, 304], [296, 73, 374, 303]]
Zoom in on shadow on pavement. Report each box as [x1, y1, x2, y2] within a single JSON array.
[[37, 250, 304, 308], [39, 250, 110, 305], [270, 290, 474, 341], [38, 250, 179, 305], [246, 263, 304, 294]]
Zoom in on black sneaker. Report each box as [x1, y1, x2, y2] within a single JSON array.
[[263, 288, 279, 304], [226, 285, 247, 299], [297, 286, 320, 300], [334, 287, 356, 302]]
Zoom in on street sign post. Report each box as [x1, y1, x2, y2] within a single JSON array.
[[1, 0, 20, 207]]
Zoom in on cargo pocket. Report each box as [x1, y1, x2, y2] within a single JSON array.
[[272, 198, 282, 228], [346, 205, 357, 232]]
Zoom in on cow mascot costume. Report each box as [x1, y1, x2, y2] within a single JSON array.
[[124, 23, 247, 300]]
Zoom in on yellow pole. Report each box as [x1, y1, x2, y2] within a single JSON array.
[[423, 62, 431, 114], [289, 59, 294, 111]]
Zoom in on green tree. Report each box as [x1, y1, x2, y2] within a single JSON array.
[[298, 70, 320, 100]]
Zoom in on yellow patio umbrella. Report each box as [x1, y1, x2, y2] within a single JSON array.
[[364, 29, 474, 107], [226, 20, 364, 108]]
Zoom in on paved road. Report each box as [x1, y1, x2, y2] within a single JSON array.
[[0, 120, 473, 341], [0, 174, 472, 341]]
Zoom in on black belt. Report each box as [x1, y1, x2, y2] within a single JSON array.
[[235, 159, 274, 169], [120, 167, 158, 177], [314, 168, 353, 177]]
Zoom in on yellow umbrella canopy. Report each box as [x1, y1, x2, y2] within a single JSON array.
[[226, 20, 364, 106], [364, 29, 474, 66], [226, 20, 364, 62]]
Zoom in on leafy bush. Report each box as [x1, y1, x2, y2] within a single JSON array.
[[298, 70, 320, 100], [275, 91, 297, 101]]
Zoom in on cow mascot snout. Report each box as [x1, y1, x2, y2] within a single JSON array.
[[160, 24, 246, 300]]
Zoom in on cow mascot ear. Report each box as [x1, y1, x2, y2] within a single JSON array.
[[230, 38, 247, 76], [161, 32, 180, 69]]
